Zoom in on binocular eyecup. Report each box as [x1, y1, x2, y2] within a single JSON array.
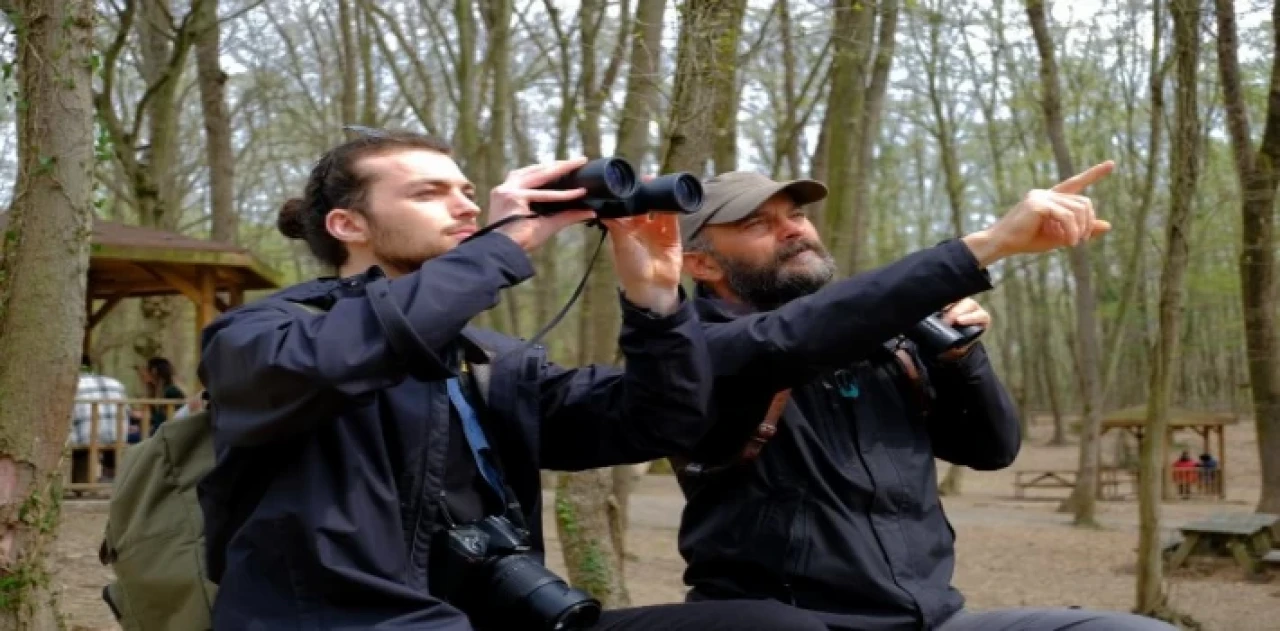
[[527, 157, 704, 219]]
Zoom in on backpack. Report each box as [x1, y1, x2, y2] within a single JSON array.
[[98, 407, 218, 630]]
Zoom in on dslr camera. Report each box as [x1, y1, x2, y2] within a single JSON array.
[[905, 312, 985, 357], [433, 514, 601, 631], [529, 156, 705, 218]]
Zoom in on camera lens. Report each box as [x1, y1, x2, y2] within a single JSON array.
[[487, 555, 602, 630]]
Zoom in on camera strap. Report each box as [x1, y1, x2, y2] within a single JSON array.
[[445, 376, 508, 507]]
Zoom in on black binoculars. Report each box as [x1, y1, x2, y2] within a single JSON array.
[[528, 157, 704, 219], [906, 313, 985, 357]]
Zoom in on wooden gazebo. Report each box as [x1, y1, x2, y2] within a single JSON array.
[[1100, 404, 1239, 501], [81, 218, 282, 355], [0, 215, 281, 358]]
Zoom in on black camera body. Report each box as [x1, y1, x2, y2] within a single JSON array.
[[434, 515, 601, 631], [905, 313, 985, 357], [528, 157, 704, 219]]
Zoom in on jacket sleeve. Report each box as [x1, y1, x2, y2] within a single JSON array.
[[922, 342, 1021, 470], [538, 292, 714, 471], [198, 232, 535, 448], [704, 238, 995, 392]]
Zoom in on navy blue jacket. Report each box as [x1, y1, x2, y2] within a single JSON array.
[[676, 238, 1021, 631], [196, 231, 713, 630]]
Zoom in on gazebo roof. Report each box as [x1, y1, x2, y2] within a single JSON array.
[[1100, 404, 1240, 430], [0, 214, 281, 299]]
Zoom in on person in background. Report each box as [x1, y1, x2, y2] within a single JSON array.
[[1173, 450, 1197, 499], [130, 356, 186, 437]]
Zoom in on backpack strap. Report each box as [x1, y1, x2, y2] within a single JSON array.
[[671, 388, 792, 478], [676, 345, 934, 478], [891, 343, 933, 418]]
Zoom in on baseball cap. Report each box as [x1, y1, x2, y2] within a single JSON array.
[[679, 171, 828, 246]]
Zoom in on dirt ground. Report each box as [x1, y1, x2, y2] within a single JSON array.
[[55, 418, 1279, 631]]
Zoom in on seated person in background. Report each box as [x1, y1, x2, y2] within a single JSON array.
[[1173, 451, 1197, 498], [70, 354, 133, 481], [672, 163, 1177, 631], [129, 356, 185, 437]]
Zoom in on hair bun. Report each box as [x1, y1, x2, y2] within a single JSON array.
[[277, 198, 307, 239]]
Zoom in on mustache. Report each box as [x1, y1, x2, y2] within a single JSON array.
[[776, 239, 823, 262]]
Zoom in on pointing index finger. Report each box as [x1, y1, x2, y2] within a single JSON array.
[[1051, 160, 1115, 195]]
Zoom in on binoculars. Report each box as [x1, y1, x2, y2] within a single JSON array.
[[528, 157, 704, 219], [906, 313, 985, 357]]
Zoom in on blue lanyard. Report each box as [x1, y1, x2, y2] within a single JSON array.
[[445, 376, 507, 507]]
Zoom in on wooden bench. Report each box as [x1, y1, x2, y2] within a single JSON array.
[[1165, 512, 1279, 578]]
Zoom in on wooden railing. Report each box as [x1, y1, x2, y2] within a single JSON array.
[[65, 397, 183, 495]]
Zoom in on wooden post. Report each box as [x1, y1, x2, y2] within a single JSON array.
[[1218, 425, 1227, 499], [82, 291, 93, 360], [196, 269, 216, 361], [1162, 428, 1175, 501]]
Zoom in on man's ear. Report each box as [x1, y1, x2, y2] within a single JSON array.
[[683, 250, 724, 285], [325, 208, 370, 245]]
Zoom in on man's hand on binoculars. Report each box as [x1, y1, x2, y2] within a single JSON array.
[[963, 160, 1115, 267], [938, 298, 990, 361], [601, 213, 682, 317], [489, 156, 597, 251]]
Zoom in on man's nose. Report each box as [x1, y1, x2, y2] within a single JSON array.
[[776, 217, 804, 242], [453, 193, 481, 219]]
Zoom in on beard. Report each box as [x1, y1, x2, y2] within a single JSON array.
[[711, 237, 837, 310], [368, 218, 453, 276]]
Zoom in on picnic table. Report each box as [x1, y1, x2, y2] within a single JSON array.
[[1012, 467, 1135, 500], [1165, 512, 1278, 577]]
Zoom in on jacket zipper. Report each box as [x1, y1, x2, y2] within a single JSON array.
[[407, 380, 450, 576]]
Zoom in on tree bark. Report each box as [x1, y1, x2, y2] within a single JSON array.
[[710, 0, 747, 172], [0, 0, 95, 626], [1137, 0, 1199, 619], [555, 469, 627, 608], [194, 0, 237, 243], [614, 0, 667, 165], [558, 0, 633, 606], [1024, 0, 1106, 526], [815, 0, 876, 269], [1213, 0, 1280, 519], [660, 0, 746, 176]]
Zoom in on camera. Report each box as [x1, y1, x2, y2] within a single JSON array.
[[433, 514, 601, 631], [905, 312, 984, 357], [528, 157, 704, 218]]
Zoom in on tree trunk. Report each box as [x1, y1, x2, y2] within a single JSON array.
[[555, 469, 627, 608], [614, 0, 667, 165], [1137, 0, 1199, 619], [607, 0, 668, 573], [1024, 0, 1106, 527], [1101, 4, 1167, 401], [1213, 0, 1280, 520], [195, 0, 237, 244], [558, 0, 633, 605], [660, 0, 746, 176], [815, 0, 876, 270], [0, 0, 95, 626], [710, 0, 747, 172]]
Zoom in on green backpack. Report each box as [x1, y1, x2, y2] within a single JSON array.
[[98, 408, 217, 630]]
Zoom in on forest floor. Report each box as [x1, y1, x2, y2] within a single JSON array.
[[55, 417, 1278, 631]]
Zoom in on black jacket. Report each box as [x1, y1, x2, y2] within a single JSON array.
[[676, 238, 1021, 631], [196, 231, 713, 630]]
